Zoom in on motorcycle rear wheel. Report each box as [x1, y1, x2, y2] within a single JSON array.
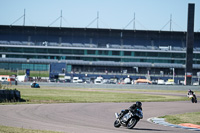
[[127, 118, 138, 129], [114, 120, 121, 128], [192, 98, 195, 103]]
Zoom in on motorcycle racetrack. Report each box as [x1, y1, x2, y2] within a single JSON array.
[[0, 84, 200, 133]]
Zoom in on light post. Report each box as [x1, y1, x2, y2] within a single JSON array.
[[133, 67, 138, 75], [170, 68, 175, 81]]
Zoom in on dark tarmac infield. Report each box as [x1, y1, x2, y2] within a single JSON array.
[[0, 101, 200, 133]]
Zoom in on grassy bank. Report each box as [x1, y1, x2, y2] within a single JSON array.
[[161, 112, 200, 125]]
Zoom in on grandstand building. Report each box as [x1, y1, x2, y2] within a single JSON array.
[[0, 25, 200, 78]]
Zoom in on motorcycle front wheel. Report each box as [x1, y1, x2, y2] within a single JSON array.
[[114, 120, 121, 128], [127, 118, 138, 129]]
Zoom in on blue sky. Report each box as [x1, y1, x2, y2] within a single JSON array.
[[0, 0, 200, 31]]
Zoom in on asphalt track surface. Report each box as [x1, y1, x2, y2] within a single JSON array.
[[0, 101, 200, 133], [0, 83, 200, 133]]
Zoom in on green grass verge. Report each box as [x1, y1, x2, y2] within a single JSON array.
[[160, 112, 200, 125], [2, 86, 188, 104], [0, 125, 61, 133]]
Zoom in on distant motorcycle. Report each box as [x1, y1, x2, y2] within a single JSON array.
[[114, 108, 143, 129], [187, 93, 197, 103], [31, 82, 40, 88]]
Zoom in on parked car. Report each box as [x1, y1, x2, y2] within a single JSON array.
[[134, 79, 152, 85], [72, 77, 79, 83], [94, 77, 104, 84], [193, 81, 199, 86], [124, 78, 131, 84], [157, 79, 165, 85], [165, 79, 175, 85]]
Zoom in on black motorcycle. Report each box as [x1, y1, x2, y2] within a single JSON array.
[[114, 108, 143, 129]]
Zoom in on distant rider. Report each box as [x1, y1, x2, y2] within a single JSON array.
[[118, 101, 142, 119], [31, 81, 36, 87], [187, 89, 197, 99]]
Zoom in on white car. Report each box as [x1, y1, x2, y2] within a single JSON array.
[[157, 79, 165, 85], [94, 77, 104, 84], [72, 77, 79, 83], [193, 82, 199, 86]]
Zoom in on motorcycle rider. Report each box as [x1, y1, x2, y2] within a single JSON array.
[[187, 89, 197, 99], [118, 101, 142, 119], [31, 81, 36, 87]]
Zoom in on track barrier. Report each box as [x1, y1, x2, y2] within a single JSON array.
[[0, 89, 21, 102]]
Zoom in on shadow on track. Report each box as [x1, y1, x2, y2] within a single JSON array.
[[132, 128, 169, 132]]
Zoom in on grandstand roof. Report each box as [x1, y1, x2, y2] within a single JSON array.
[[0, 25, 199, 48]]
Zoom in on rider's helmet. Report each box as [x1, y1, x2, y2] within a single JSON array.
[[136, 101, 142, 108], [188, 89, 191, 92]]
